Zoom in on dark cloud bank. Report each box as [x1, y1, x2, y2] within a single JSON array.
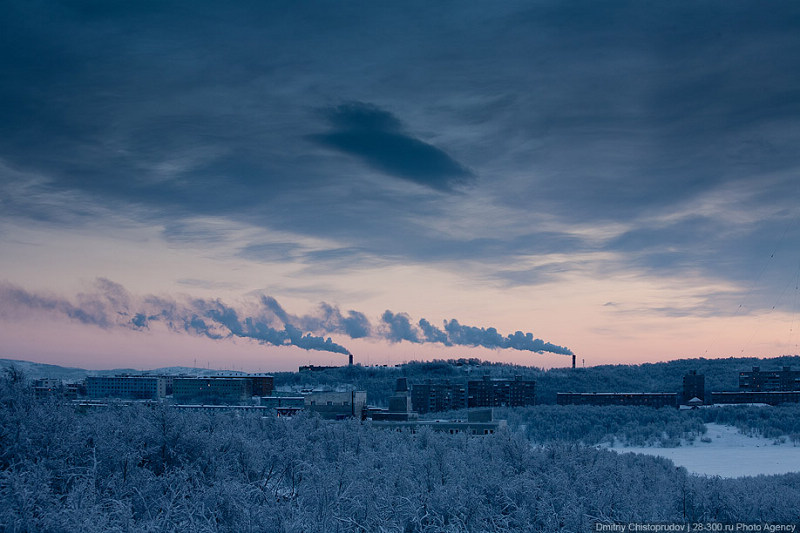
[[2, 1, 800, 297], [309, 102, 473, 191], [0, 279, 572, 357]]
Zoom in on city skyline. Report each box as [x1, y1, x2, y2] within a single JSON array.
[[2, 2, 800, 371]]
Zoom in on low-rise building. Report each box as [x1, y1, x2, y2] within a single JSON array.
[[260, 395, 305, 408], [372, 408, 506, 435], [556, 392, 678, 408], [710, 391, 800, 406], [33, 378, 63, 400]]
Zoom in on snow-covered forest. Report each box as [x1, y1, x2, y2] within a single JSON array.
[[466, 404, 800, 446], [2, 372, 800, 532]]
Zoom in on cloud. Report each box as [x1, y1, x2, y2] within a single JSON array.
[[2, 1, 800, 321], [309, 102, 473, 191]]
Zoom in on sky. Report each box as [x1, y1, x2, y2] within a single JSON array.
[[2, 1, 800, 372]]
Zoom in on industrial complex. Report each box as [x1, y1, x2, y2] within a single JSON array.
[[29, 365, 800, 422]]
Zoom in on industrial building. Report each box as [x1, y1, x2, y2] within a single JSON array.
[[411, 376, 536, 414], [87, 376, 167, 400], [259, 395, 305, 409], [370, 378, 418, 422], [739, 366, 800, 392], [304, 390, 367, 420]]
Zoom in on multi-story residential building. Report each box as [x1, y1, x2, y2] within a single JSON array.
[[467, 376, 536, 408], [739, 366, 800, 392], [247, 375, 274, 396], [682, 370, 705, 403], [172, 377, 253, 404], [87, 376, 167, 400], [411, 381, 467, 414], [171, 374, 273, 404], [410, 376, 536, 413]]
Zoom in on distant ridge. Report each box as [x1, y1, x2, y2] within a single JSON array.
[[0, 359, 240, 381]]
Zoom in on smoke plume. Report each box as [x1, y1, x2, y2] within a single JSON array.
[[378, 312, 573, 356], [0, 280, 350, 355], [0, 279, 573, 357]]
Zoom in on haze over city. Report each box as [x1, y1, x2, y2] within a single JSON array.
[[2, 1, 800, 371]]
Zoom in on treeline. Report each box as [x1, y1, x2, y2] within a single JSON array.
[[502, 406, 706, 447], [3, 372, 800, 532], [504, 404, 800, 446], [427, 404, 800, 446], [695, 404, 800, 443], [423, 405, 705, 446]]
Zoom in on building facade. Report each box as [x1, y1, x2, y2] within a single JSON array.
[[410, 376, 536, 414], [371, 409, 506, 435], [710, 391, 800, 406], [172, 377, 253, 404], [467, 376, 536, 408], [33, 378, 63, 400], [739, 367, 800, 392], [305, 390, 367, 419], [682, 371, 705, 403], [556, 392, 678, 408], [87, 376, 167, 400], [411, 381, 467, 414]]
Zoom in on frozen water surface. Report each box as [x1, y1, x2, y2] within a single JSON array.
[[611, 423, 800, 478]]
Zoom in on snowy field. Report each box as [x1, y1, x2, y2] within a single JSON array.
[[611, 423, 800, 478]]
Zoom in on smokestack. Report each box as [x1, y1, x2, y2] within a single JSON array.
[[572, 354, 576, 369], [348, 353, 353, 366]]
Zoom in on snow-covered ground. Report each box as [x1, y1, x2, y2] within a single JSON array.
[[611, 423, 800, 478]]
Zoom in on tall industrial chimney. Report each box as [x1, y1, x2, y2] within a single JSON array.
[[348, 353, 353, 366], [572, 354, 576, 369]]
